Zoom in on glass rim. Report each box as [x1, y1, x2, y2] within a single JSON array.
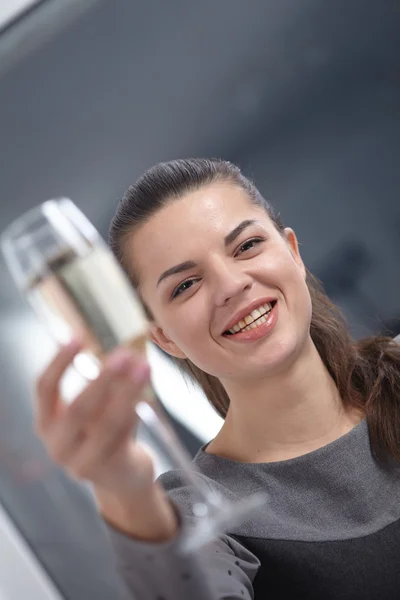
[[0, 198, 69, 246]]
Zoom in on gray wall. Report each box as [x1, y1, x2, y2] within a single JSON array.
[[0, 0, 399, 597]]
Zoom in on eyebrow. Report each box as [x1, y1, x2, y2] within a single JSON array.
[[156, 219, 260, 287]]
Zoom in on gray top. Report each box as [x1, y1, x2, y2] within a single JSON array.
[[105, 417, 400, 599]]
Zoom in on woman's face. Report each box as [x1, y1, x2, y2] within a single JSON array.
[[126, 182, 312, 381]]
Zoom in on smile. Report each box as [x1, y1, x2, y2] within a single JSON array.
[[224, 301, 276, 335]]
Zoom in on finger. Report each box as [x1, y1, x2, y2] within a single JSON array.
[[47, 353, 150, 465], [66, 347, 137, 425], [35, 338, 82, 433], [67, 377, 140, 479], [88, 362, 151, 456]]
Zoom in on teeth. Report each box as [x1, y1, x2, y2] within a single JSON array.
[[251, 308, 263, 319], [242, 315, 268, 331], [228, 302, 273, 334]]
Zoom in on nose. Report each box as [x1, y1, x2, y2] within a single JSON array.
[[212, 260, 253, 306]]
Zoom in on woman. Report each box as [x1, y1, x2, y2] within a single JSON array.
[[35, 158, 400, 599]]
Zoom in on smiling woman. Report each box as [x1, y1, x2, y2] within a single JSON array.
[[103, 158, 400, 599]]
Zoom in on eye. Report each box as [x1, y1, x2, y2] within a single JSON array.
[[171, 278, 199, 299], [236, 237, 265, 255], [170, 237, 265, 299]]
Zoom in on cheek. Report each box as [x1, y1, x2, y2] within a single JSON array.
[[168, 301, 209, 346], [288, 270, 312, 332], [276, 257, 311, 323], [172, 302, 224, 369]]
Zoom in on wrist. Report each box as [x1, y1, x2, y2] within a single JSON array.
[[95, 482, 180, 542]]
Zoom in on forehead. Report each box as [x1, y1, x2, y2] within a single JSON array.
[[128, 182, 270, 284]]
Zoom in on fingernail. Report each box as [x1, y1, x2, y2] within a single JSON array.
[[131, 361, 151, 383], [106, 349, 133, 373]]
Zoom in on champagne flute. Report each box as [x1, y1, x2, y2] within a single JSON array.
[[1, 198, 266, 554]]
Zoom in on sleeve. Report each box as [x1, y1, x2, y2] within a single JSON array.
[[104, 470, 261, 600]]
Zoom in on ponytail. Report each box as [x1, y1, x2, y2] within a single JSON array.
[[353, 336, 400, 463]]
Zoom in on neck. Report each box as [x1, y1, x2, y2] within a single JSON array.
[[209, 338, 364, 463]]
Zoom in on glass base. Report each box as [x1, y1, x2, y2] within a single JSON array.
[[177, 492, 267, 554]]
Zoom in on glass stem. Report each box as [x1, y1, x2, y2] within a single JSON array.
[[136, 384, 223, 513]]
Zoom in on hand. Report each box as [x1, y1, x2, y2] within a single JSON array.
[[34, 339, 156, 497]]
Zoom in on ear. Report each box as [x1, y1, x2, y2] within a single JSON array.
[[284, 227, 306, 279], [147, 322, 188, 360]]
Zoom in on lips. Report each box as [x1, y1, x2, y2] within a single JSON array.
[[222, 300, 279, 342], [221, 297, 278, 335]]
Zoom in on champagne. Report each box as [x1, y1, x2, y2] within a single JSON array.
[[26, 246, 149, 375]]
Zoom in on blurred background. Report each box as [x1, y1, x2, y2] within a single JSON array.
[[0, 0, 399, 598]]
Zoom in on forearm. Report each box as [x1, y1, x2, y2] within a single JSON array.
[[95, 482, 180, 543]]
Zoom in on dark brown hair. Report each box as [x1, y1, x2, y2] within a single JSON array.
[[109, 158, 400, 464]]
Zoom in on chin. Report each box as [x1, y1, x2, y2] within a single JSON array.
[[253, 331, 307, 377]]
